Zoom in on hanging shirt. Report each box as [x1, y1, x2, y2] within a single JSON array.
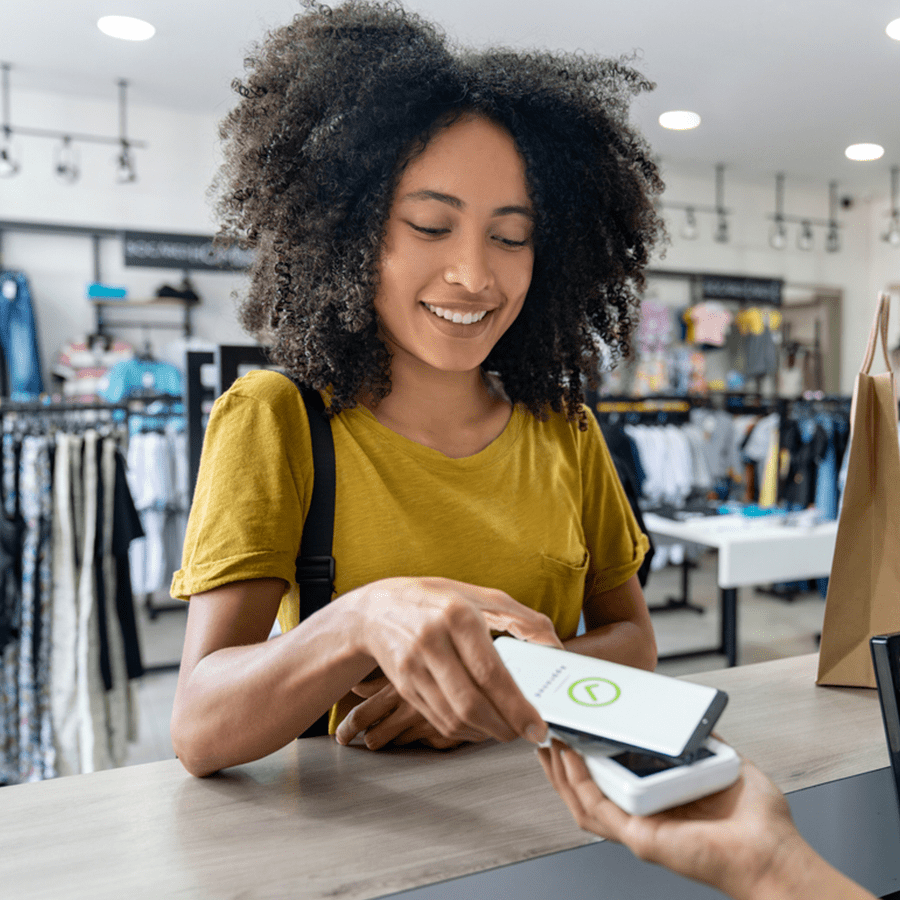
[[53, 337, 135, 401], [0, 272, 44, 399], [684, 302, 733, 347], [98, 358, 182, 401], [735, 308, 782, 378], [98, 358, 184, 434]]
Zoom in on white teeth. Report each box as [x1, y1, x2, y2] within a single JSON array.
[[425, 303, 488, 324]]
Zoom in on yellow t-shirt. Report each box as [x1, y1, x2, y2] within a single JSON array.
[[172, 369, 647, 643]]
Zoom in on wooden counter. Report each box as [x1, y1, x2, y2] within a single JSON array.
[[0, 654, 891, 899]]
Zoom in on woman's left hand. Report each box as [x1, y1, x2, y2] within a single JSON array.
[[335, 675, 490, 750]]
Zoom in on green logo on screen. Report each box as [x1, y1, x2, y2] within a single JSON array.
[[567, 678, 621, 707]]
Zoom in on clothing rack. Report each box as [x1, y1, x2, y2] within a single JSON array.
[[1, 393, 187, 668], [1, 406, 148, 781], [591, 392, 855, 614], [1, 398, 151, 415]]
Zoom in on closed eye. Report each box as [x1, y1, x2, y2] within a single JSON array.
[[493, 236, 529, 248], [407, 222, 449, 236]]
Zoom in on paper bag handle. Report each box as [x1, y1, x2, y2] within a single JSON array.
[[860, 293, 893, 375]]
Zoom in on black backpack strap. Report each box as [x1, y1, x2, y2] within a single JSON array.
[[294, 384, 336, 738], [296, 386, 336, 620]]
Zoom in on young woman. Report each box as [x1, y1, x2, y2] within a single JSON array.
[[170, 0, 665, 777]]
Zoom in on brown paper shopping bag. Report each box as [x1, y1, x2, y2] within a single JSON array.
[[817, 293, 900, 688]]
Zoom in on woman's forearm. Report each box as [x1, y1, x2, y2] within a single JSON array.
[[569, 574, 657, 670], [563, 618, 657, 670], [171, 593, 376, 777]]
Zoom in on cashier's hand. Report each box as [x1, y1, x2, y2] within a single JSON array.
[[335, 675, 489, 750], [537, 741, 804, 900], [350, 576, 562, 747]]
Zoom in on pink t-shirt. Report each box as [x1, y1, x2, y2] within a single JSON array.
[[685, 303, 733, 346]]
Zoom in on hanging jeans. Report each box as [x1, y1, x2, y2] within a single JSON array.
[[0, 272, 44, 399], [0, 432, 20, 783], [17, 435, 54, 782]]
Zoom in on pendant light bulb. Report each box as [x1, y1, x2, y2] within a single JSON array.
[[681, 207, 698, 240], [54, 135, 80, 184], [769, 219, 787, 250], [714, 214, 729, 243], [885, 217, 900, 247], [115, 142, 137, 183], [0, 141, 18, 177], [797, 220, 814, 252]]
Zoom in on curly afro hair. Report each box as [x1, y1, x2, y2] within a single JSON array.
[[216, 0, 665, 420]]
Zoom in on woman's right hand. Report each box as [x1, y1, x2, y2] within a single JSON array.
[[348, 576, 562, 746]]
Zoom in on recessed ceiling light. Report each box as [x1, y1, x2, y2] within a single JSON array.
[[845, 143, 885, 161], [659, 110, 701, 131], [97, 15, 156, 41], [886, 18, 900, 40]]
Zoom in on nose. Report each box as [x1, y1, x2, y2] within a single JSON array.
[[443, 233, 494, 294]]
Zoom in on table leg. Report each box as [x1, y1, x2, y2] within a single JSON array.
[[721, 588, 738, 667]]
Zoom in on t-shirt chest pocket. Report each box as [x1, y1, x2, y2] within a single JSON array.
[[534, 548, 589, 640]]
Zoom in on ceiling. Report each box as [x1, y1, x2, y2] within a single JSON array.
[[4, 0, 900, 201]]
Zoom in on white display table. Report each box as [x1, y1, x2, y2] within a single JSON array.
[[643, 512, 838, 665]]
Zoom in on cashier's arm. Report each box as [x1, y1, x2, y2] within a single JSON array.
[[564, 574, 657, 671]]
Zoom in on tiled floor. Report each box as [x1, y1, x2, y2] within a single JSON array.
[[124, 550, 827, 767]]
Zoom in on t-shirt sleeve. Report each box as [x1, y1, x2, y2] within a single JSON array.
[[580, 413, 649, 596], [170, 372, 313, 600]]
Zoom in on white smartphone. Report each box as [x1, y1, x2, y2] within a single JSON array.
[[553, 729, 742, 816], [494, 636, 728, 760]]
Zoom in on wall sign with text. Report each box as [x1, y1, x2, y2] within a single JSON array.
[[123, 231, 254, 272]]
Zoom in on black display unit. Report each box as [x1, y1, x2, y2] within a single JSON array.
[[871, 632, 900, 816]]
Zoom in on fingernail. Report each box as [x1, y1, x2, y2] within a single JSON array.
[[525, 723, 549, 745]]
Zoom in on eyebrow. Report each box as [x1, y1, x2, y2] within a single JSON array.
[[401, 189, 534, 219]]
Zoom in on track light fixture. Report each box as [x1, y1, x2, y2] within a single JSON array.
[[714, 164, 729, 243], [826, 182, 840, 253], [769, 174, 788, 249], [768, 173, 842, 252], [0, 65, 19, 177], [0, 63, 146, 183], [115, 80, 137, 183], [660, 162, 731, 243], [882, 166, 900, 247]]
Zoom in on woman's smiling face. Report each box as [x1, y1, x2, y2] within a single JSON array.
[[375, 114, 535, 376]]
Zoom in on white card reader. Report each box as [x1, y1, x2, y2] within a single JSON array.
[[551, 728, 742, 816]]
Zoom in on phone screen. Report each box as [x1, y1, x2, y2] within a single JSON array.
[[496, 636, 728, 759]]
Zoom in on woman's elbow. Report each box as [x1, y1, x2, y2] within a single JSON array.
[[170, 709, 222, 778]]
